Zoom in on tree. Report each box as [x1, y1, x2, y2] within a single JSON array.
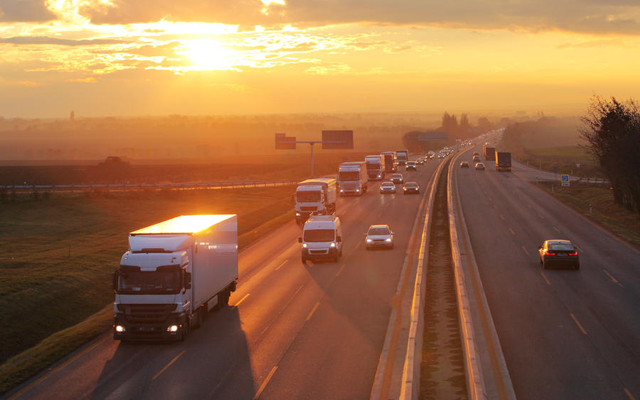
[[580, 96, 640, 213]]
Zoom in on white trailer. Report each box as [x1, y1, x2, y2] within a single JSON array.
[[113, 215, 238, 341], [338, 161, 368, 196], [295, 177, 338, 224]]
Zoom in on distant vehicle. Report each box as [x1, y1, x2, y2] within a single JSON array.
[[299, 215, 343, 263], [380, 151, 398, 173], [460, 161, 470, 168], [475, 162, 485, 170], [379, 181, 397, 194], [538, 239, 580, 270], [472, 152, 479, 157], [364, 224, 395, 250], [396, 150, 409, 166], [406, 161, 417, 171], [365, 154, 385, 181], [473, 155, 481, 162], [390, 173, 404, 184], [416, 158, 425, 165], [403, 182, 420, 194], [483, 144, 496, 161], [294, 178, 337, 225], [338, 161, 368, 196], [496, 151, 512, 172], [113, 215, 238, 341]]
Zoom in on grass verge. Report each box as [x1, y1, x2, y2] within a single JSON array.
[[536, 182, 640, 249]]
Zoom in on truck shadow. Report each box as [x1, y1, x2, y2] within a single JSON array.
[[89, 306, 255, 400]]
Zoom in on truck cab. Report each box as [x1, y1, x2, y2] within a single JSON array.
[[294, 178, 337, 224], [299, 215, 343, 263]]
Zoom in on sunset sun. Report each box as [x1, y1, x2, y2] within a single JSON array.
[[182, 40, 237, 71]]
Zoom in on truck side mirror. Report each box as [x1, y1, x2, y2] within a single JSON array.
[[298, 237, 302, 243], [538, 246, 543, 250], [185, 272, 192, 289]]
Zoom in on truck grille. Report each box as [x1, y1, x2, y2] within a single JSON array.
[[117, 304, 177, 324], [300, 206, 317, 211]]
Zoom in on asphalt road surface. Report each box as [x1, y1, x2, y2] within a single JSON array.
[[455, 146, 640, 400], [5, 159, 441, 400]]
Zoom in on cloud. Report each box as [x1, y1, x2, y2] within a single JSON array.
[[0, 36, 130, 46], [0, 0, 56, 22], [74, 0, 640, 36]]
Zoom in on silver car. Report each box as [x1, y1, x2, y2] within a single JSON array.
[[364, 224, 395, 250], [379, 181, 396, 194]]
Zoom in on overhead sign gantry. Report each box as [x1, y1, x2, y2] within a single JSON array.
[[275, 130, 354, 177]]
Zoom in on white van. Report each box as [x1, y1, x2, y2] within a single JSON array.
[[299, 215, 343, 263]]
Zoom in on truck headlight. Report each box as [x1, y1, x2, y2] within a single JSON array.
[[115, 325, 125, 333], [366, 239, 373, 243], [302, 243, 308, 248], [330, 242, 336, 248], [167, 325, 179, 332], [385, 238, 392, 242], [356, 189, 361, 193], [296, 213, 301, 217], [340, 189, 344, 193]]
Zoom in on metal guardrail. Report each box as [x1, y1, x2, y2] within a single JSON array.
[[0, 180, 298, 193]]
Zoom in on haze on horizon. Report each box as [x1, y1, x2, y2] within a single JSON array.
[[0, 0, 639, 119]]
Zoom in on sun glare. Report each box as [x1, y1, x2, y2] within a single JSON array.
[[182, 40, 237, 71]]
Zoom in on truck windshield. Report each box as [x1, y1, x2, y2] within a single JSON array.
[[303, 229, 335, 242], [297, 191, 321, 202], [117, 270, 181, 294], [339, 171, 360, 181]]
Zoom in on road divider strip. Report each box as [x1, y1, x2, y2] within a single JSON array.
[[370, 159, 447, 400], [449, 149, 517, 400]]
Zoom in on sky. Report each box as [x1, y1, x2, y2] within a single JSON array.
[[0, 0, 639, 118]]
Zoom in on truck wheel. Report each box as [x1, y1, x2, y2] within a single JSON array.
[[192, 308, 203, 329], [302, 255, 307, 263], [222, 289, 230, 306]]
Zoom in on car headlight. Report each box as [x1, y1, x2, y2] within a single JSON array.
[[167, 325, 179, 332], [296, 212, 301, 216], [340, 189, 344, 193], [366, 239, 373, 243], [356, 189, 361, 193], [302, 243, 308, 248], [115, 325, 125, 333], [330, 242, 336, 248], [385, 238, 392, 242]]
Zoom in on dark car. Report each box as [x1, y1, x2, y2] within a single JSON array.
[[403, 182, 420, 194], [390, 173, 404, 184], [538, 239, 580, 270], [460, 161, 469, 168], [473, 155, 481, 162], [475, 162, 485, 170]]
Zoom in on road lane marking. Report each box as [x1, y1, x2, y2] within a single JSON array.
[[553, 226, 561, 233], [234, 293, 250, 307], [355, 242, 362, 249], [509, 228, 515, 235], [275, 260, 287, 271], [7, 338, 105, 400], [540, 272, 551, 286], [499, 214, 505, 220], [306, 302, 320, 321], [492, 204, 498, 209], [624, 388, 636, 400], [335, 264, 346, 277], [253, 366, 278, 399], [152, 350, 186, 381], [603, 269, 619, 283], [521, 246, 529, 256], [570, 313, 588, 335], [537, 213, 545, 219]]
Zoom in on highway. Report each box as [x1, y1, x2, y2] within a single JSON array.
[[454, 145, 640, 400], [5, 159, 440, 400]]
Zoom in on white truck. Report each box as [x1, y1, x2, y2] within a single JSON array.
[[112, 215, 238, 341], [338, 161, 368, 196], [396, 150, 409, 166], [298, 215, 343, 263], [364, 155, 385, 181], [295, 177, 338, 225]]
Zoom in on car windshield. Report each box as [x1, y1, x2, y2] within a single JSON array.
[[549, 243, 574, 251], [368, 227, 390, 235], [406, 183, 417, 188], [297, 191, 321, 202], [303, 229, 335, 242], [382, 183, 394, 187], [117, 269, 181, 294], [392, 174, 402, 179]]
